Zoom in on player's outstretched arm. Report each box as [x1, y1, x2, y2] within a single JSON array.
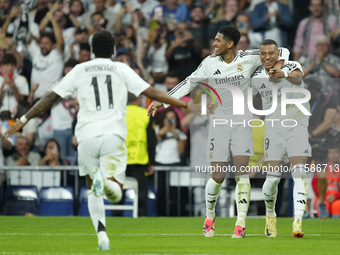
[[143, 87, 189, 116], [5, 91, 60, 138]]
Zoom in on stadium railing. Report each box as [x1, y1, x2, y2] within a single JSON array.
[[1, 166, 227, 217], [1, 166, 202, 216]]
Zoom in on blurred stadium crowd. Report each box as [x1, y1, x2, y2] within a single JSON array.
[[0, 0, 340, 217]]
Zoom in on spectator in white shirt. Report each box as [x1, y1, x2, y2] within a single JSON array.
[[27, 10, 64, 104], [0, 54, 29, 116]]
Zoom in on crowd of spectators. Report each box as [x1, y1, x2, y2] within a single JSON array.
[[1, 0, 340, 216]]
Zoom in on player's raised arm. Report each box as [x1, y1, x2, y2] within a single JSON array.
[[4, 91, 60, 138]]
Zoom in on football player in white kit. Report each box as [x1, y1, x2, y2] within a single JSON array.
[[5, 31, 190, 250], [251, 39, 310, 238], [148, 25, 290, 238]]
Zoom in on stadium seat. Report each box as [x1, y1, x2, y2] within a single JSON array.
[[3, 185, 38, 215], [38, 186, 74, 216], [229, 188, 264, 217], [78, 186, 111, 216], [105, 177, 139, 218], [147, 185, 157, 217]]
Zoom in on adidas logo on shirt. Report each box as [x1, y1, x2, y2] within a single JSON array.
[[259, 83, 266, 89], [303, 149, 308, 153], [245, 149, 251, 153], [213, 69, 221, 75]]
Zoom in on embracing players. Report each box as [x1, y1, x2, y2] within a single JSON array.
[[148, 25, 290, 238], [251, 39, 310, 238]]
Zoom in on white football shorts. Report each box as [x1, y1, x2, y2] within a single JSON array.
[[207, 113, 254, 162], [264, 125, 312, 162], [78, 135, 127, 184]]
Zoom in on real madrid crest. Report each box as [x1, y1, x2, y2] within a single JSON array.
[[237, 64, 243, 72], [265, 151, 268, 158], [209, 152, 213, 159]]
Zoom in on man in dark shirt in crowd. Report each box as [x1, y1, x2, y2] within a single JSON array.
[[307, 78, 337, 219]]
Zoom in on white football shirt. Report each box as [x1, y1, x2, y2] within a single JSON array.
[[28, 40, 64, 99], [251, 61, 310, 133], [53, 58, 150, 143], [0, 71, 29, 114], [164, 49, 289, 121]]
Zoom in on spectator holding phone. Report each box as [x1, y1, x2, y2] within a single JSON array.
[[0, 54, 29, 117], [165, 22, 202, 81], [154, 108, 187, 216], [38, 139, 67, 166], [88, 12, 108, 35], [155, 108, 186, 165]]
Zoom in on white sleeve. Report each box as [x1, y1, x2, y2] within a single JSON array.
[[283, 61, 304, 75], [250, 66, 263, 96], [277, 48, 290, 65], [164, 57, 209, 108], [53, 66, 78, 98], [16, 76, 29, 96], [28, 40, 39, 58], [0, 125, 13, 145], [121, 64, 150, 96]]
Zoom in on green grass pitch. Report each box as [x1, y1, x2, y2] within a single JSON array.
[[0, 217, 339, 255]]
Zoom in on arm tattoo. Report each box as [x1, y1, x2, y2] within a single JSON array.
[[25, 91, 60, 120]]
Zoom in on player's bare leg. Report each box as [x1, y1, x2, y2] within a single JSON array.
[[203, 162, 226, 237], [231, 155, 250, 238], [262, 161, 282, 237], [85, 174, 110, 250], [290, 156, 308, 238]]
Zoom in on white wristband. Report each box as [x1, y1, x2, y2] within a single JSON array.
[[20, 115, 28, 124], [283, 71, 288, 78]]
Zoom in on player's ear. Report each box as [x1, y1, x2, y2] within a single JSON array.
[[227, 40, 234, 49]]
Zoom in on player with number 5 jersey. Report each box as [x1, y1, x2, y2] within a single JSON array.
[[148, 25, 290, 238]]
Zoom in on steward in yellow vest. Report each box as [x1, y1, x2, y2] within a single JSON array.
[[125, 93, 156, 216]]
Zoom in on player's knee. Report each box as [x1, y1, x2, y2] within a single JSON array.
[[291, 164, 307, 179], [85, 175, 92, 189], [212, 177, 225, 184], [235, 174, 250, 184]]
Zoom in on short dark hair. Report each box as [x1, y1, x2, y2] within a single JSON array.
[[64, 59, 79, 69], [260, 39, 278, 47], [310, 0, 324, 5], [91, 11, 104, 18], [40, 32, 56, 44], [92, 30, 115, 58], [218, 25, 241, 46], [2, 53, 17, 66], [79, 43, 91, 52]]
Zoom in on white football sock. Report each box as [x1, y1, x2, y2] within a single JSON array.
[[263, 171, 281, 217], [88, 190, 108, 244], [235, 174, 250, 228], [103, 179, 122, 204], [292, 164, 308, 223], [205, 178, 223, 219]]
